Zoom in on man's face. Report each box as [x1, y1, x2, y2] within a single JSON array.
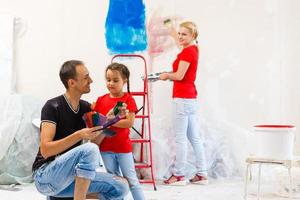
[[72, 64, 93, 94]]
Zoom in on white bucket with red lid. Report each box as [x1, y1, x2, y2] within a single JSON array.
[[254, 125, 295, 160]]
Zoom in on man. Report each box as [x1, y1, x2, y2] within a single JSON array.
[[32, 60, 129, 200]]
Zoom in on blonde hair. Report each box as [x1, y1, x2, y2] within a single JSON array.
[[180, 21, 198, 44]]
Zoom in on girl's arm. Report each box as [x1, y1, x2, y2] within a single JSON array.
[[160, 60, 190, 81], [112, 112, 135, 128]]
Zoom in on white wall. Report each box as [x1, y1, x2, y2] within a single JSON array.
[[0, 14, 15, 94], [1, 0, 300, 154]]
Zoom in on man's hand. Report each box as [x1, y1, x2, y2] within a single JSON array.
[[41, 122, 103, 159], [78, 126, 102, 140]]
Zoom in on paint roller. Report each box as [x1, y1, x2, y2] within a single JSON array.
[[141, 71, 172, 82], [163, 19, 172, 28]]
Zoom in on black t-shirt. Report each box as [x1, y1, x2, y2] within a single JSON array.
[[32, 95, 91, 172]]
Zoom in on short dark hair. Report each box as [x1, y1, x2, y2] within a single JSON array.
[[59, 60, 84, 89]]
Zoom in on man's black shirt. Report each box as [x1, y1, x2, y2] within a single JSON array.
[[32, 95, 91, 172]]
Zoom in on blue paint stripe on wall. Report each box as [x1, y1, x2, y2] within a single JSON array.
[[105, 0, 147, 54]]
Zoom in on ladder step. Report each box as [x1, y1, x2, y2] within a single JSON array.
[[131, 139, 150, 143], [135, 115, 149, 118], [135, 162, 152, 169], [131, 92, 147, 96], [139, 179, 155, 184], [112, 54, 156, 190]]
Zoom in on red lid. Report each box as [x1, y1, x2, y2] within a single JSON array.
[[254, 125, 295, 128]]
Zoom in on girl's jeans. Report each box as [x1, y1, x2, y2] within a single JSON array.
[[101, 152, 145, 200]]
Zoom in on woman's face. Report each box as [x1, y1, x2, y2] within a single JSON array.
[[177, 26, 195, 47]]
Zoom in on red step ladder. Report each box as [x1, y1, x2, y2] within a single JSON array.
[[111, 54, 157, 190]]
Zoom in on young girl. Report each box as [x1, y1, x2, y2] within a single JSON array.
[[93, 63, 145, 200], [160, 21, 208, 185]]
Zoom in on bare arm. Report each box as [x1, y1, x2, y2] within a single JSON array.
[[159, 60, 190, 81], [40, 122, 101, 159], [112, 112, 135, 128], [91, 134, 105, 145]]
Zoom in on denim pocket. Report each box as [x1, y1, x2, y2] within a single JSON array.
[[173, 98, 198, 116], [173, 98, 185, 115], [184, 100, 198, 115], [34, 166, 57, 196], [35, 181, 56, 196]]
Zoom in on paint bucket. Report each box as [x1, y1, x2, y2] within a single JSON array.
[[254, 125, 295, 159]]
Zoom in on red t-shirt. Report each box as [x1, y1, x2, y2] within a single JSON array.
[[172, 45, 199, 98], [93, 93, 138, 153]]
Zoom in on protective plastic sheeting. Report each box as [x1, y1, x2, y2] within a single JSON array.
[[0, 94, 42, 184]]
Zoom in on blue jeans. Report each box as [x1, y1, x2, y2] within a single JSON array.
[[101, 152, 145, 200], [33, 143, 129, 200], [172, 98, 207, 177]]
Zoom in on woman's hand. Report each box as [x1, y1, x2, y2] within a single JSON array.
[[159, 72, 169, 81]]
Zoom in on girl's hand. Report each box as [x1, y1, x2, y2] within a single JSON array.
[[107, 103, 128, 119], [90, 102, 96, 110], [159, 72, 169, 81], [106, 109, 115, 120], [119, 103, 129, 118]]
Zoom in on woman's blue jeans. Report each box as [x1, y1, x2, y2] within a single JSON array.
[[172, 98, 207, 177]]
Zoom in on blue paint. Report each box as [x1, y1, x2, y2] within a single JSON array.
[[105, 0, 147, 54]]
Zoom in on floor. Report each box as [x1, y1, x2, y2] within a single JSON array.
[[0, 179, 292, 200]]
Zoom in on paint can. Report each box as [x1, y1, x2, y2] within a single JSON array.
[[254, 125, 295, 159]]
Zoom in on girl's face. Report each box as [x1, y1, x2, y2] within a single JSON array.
[[178, 26, 195, 47], [105, 69, 127, 97]]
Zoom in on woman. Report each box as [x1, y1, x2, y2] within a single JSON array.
[[160, 21, 208, 185]]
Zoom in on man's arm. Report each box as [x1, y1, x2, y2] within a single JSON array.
[[40, 122, 101, 159]]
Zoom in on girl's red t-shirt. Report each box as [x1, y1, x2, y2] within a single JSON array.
[[94, 93, 138, 153]]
